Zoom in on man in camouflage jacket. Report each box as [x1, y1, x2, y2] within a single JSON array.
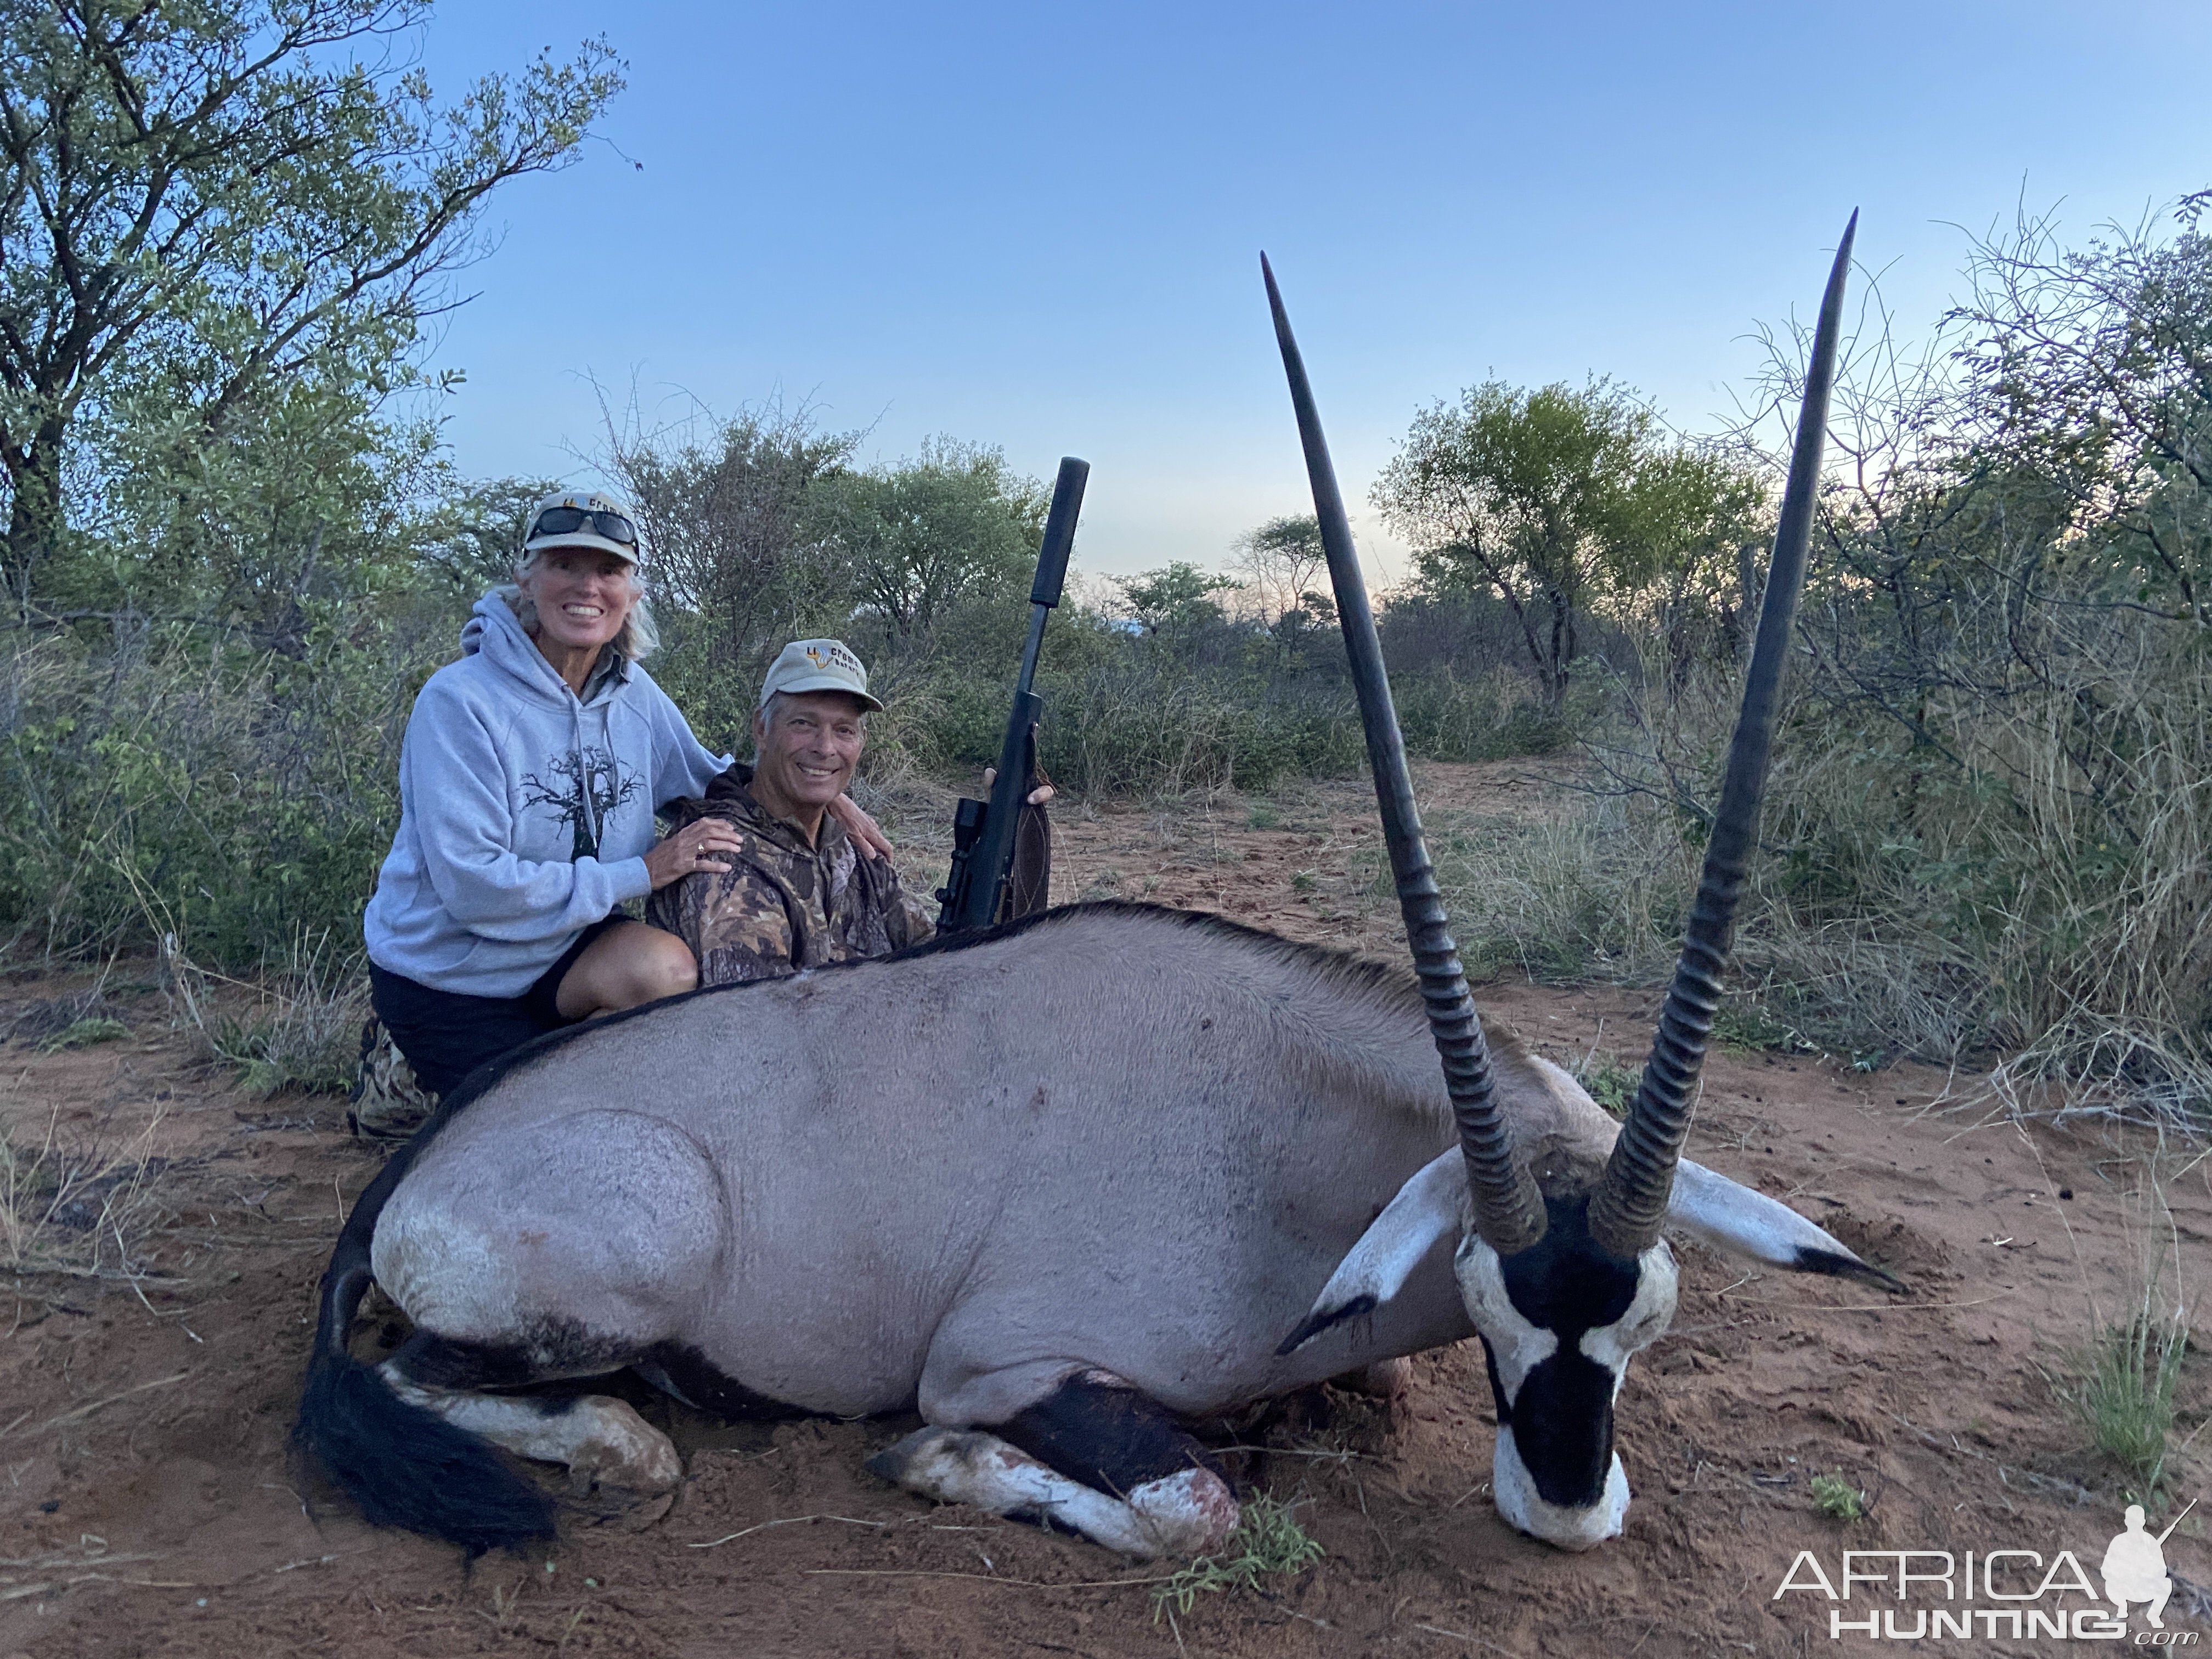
[[650, 637, 1054, 987], [650, 756, 938, 985], [648, 639, 936, 985]]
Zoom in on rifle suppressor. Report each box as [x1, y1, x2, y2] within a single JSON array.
[[935, 456, 1087, 931]]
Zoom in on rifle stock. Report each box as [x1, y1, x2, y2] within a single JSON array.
[[935, 456, 1088, 932]]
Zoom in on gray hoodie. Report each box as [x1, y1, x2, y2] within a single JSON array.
[[363, 590, 729, 997]]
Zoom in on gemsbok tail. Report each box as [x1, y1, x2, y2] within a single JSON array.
[[291, 1139, 556, 1555]]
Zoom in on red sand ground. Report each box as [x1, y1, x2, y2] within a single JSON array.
[[1, 762, 2205, 1657]]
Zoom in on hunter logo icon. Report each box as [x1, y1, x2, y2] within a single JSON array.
[[1773, 1494, 2203, 1640], [2106, 1500, 2194, 1629]]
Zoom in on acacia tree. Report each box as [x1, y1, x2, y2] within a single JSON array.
[[1373, 379, 1759, 707], [1232, 512, 1335, 647], [0, 0, 622, 610], [612, 406, 860, 676], [812, 438, 1045, 647], [1116, 561, 1241, 635], [1952, 196, 2212, 623]]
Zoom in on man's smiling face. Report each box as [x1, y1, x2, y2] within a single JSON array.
[[753, 691, 867, 825]]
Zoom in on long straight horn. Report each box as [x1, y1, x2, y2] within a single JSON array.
[[1262, 253, 1545, 1257], [1587, 212, 1859, 1261]]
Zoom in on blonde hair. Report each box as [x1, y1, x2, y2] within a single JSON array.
[[505, 553, 659, 662]]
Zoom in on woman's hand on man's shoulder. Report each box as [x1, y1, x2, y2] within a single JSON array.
[[830, 795, 894, 862], [644, 819, 746, 890]]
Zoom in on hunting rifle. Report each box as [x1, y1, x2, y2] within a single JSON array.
[[935, 455, 1088, 932]]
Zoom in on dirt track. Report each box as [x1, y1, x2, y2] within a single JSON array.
[[1, 763, 2206, 1657]]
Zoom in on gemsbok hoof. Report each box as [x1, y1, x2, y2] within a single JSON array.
[[561, 1397, 684, 1520]]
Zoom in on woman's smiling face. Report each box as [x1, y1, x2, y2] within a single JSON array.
[[521, 548, 636, 654]]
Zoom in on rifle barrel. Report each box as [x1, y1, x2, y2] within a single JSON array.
[[936, 455, 1088, 932], [2156, 1497, 2196, 1544]]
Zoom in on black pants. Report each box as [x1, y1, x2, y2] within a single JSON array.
[[369, 918, 619, 1098]]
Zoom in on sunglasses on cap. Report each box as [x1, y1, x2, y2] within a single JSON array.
[[529, 505, 638, 547]]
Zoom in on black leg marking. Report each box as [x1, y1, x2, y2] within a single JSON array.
[[992, 1374, 1221, 1498], [387, 1333, 556, 1392], [634, 1343, 810, 1421], [387, 1319, 638, 1394]]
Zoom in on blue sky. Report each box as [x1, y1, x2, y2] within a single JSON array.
[[415, 1, 2212, 582]]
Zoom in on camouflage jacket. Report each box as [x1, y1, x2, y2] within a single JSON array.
[[647, 768, 935, 986]]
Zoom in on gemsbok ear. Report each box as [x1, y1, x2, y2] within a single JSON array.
[[1279, 1150, 1905, 1355], [1277, 1150, 1464, 1355], [1665, 1161, 1903, 1289]]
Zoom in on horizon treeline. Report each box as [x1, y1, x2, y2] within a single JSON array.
[[4, 2, 2209, 1124]]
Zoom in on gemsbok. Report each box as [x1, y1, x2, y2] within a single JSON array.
[[296, 219, 1884, 1558]]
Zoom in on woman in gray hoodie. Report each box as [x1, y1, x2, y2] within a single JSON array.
[[362, 489, 887, 1098]]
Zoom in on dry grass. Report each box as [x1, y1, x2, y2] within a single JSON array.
[[159, 929, 365, 1098], [0, 1099, 171, 1285], [1430, 617, 2212, 1133], [2044, 1168, 2205, 1503], [1433, 795, 1688, 988]]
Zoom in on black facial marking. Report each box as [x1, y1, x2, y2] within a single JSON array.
[[1479, 1335, 1510, 1424], [635, 1343, 810, 1421], [992, 1374, 1220, 1498], [1492, 1195, 1644, 1510], [1510, 1350, 1618, 1505], [1497, 1196, 1640, 1332]]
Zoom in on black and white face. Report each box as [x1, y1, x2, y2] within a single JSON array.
[[1282, 1142, 1892, 1555], [1454, 1196, 1678, 1551]]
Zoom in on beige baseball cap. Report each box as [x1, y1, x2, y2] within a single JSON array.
[[522, 488, 642, 565], [759, 638, 885, 713]]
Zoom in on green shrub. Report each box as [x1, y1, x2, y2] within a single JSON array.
[[38, 1016, 129, 1052], [1394, 667, 1574, 761], [0, 621, 432, 968], [2062, 1305, 2190, 1498], [1810, 1475, 1867, 1522]]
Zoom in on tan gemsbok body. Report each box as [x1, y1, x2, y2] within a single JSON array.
[[295, 222, 1880, 1559], [298, 904, 1880, 1556]]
